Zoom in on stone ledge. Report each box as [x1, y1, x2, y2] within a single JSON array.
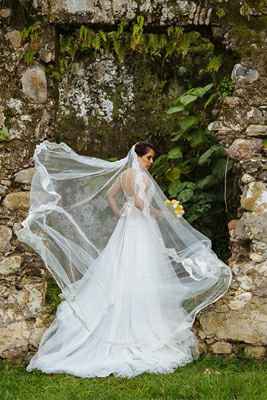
[[33, 0, 214, 26]]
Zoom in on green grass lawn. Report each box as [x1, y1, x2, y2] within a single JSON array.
[[1, 355, 267, 400]]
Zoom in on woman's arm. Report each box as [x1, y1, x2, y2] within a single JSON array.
[[106, 176, 122, 217]]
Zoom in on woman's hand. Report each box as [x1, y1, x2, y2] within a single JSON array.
[[134, 195, 145, 211], [115, 208, 123, 218], [150, 207, 162, 219]]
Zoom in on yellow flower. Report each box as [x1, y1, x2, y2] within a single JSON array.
[[164, 198, 184, 217]]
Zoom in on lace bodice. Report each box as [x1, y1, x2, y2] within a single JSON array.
[[119, 169, 154, 216]]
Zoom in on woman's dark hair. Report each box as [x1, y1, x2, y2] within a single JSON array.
[[134, 142, 157, 157]]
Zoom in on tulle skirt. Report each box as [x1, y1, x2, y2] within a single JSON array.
[[26, 210, 205, 378]]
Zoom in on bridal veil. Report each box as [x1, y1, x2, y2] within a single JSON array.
[[16, 140, 232, 333]]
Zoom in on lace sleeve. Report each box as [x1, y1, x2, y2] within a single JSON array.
[[106, 175, 122, 217], [120, 168, 145, 211]]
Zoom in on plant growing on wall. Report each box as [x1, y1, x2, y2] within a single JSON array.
[[151, 83, 234, 226], [46, 14, 224, 81], [0, 127, 9, 142], [20, 22, 42, 64]]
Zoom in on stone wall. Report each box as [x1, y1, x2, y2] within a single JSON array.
[[1, 0, 267, 361], [197, 26, 267, 358], [34, 0, 214, 25]]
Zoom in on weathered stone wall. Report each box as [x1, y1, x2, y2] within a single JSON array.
[[1, 0, 267, 361], [55, 51, 181, 154], [0, 9, 57, 359], [197, 25, 267, 358], [34, 0, 214, 25]]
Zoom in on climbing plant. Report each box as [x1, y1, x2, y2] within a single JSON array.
[[20, 21, 42, 64], [44, 15, 224, 81], [150, 81, 235, 251]]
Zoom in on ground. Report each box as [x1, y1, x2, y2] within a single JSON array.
[[1, 355, 267, 400]]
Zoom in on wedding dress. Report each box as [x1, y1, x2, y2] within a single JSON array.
[[17, 140, 232, 378]]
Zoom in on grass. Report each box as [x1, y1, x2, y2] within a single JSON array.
[[1, 355, 267, 400]]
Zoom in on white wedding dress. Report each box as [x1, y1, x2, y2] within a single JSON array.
[[17, 140, 232, 378], [26, 175, 198, 378]]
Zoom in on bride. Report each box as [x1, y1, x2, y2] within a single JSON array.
[[17, 140, 232, 378]]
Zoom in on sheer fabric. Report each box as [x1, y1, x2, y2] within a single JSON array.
[[17, 140, 232, 377]]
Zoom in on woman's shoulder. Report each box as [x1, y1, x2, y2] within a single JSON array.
[[123, 167, 135, 173], [120, 167, 136, 178]]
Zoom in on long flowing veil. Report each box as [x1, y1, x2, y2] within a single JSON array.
[[17, 140, 232, 333]]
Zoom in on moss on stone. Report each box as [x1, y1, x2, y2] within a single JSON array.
[[45, 276, 61, 314]]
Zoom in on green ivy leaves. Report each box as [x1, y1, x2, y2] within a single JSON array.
[[151, 82, 234, 224]]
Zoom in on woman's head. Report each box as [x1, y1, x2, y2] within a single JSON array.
[[134, 142, 157, 170]]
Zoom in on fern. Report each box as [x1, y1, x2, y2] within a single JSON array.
[[206, 55, 223, 73]]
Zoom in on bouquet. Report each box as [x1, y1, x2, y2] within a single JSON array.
[[164, 198, 184, 217]]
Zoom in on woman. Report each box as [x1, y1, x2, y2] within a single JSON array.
[[17, 140, 232, 378]]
